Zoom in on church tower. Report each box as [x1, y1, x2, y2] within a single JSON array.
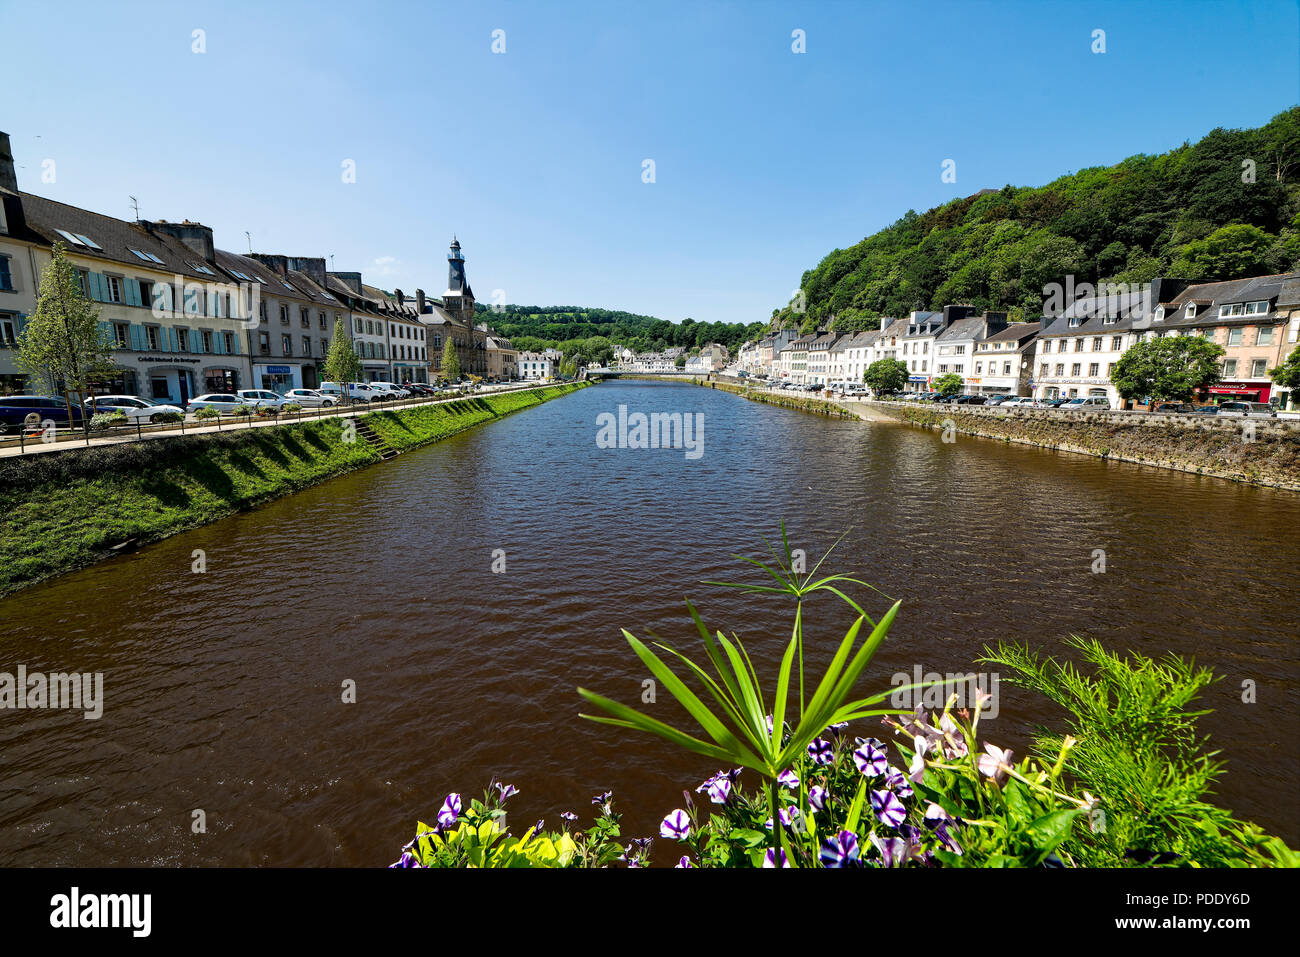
[[443, 237, 480, 374]]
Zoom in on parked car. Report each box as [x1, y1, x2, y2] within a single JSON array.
[[85, 394, 185, 423], [0, 395, 87, 433], [954, 394, 987, 405], [186, 393, 251, 413], [1154, 402, 1195, 414], [319, 381, 378, 404], [237, 389, 290, 409], [1191, 405, 1222, 416], [403, 383, 435, 396], [281, 388, 337, 408], [1217, 401, 1276, 418], [1062, 396, 1111, 410], [1045, 397, 1073, 408], [368, 382, 406, 399]]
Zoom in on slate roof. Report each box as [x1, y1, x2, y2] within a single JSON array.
[[13, 190, 225, 282], [981, 321, 1041, 346], [1161, 272, 1299, 329]]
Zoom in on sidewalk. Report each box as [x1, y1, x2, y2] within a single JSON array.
[[0, 381, 562, 459]]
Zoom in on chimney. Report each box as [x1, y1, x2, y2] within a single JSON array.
[[250, 253, 289, 278], [416, 288, 427, 313], [330, 271, 363, 295], [0, 132, 16, 193], [395, 288, 404, 307], [984, 311, 1009, 334], [287, 256, 327, 287], [146, 219, 215, 262]]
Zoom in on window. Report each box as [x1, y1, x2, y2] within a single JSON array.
[[1003, 362, 1011, 375], [321, 339, 329, 355], [258, 332, 270, 355], [975, 363, 983, 375], [1088, 363, 1099, 377], [1257, 326, 1275, 346], [0, 256, 13, 291], [106, 276, 123, 303], [1154, 307, 1165, 321], [1074, 339, 1084, 352], [1041, 340, 1051, 354], [280, 304, 289, 325], [113, 322, 128, 347], [1071, 363, 1081, 376], [1251, 359, 1268, 378], [281, 335, 292, 356], [1219, 301, 1268, 318], [354, 317, 362, 333], [319, 312, 326, 329], [301, 307, 310, 328], [223, 332, 235, 353], [1111, 336, 1124, 350], [1040, 363, 1049, 377], [1223, 359, 1237, 376], [259, 300, 268, 322], [177, 328, 189, 352], [138, 280, 153, 312], [1186, 304, 1197, 318], [201, 330, 213, 353], [1227, 328, 1242, 346], [1107, 363, 1116, 376], [302, 336, 312, 357], [1091, 338, 1102, 351]]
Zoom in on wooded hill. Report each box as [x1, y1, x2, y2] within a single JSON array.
[[774, 107, 1300, 334]]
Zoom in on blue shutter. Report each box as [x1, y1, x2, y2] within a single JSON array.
[[213, 331, 225, 355], [129, 324, 146, 351], [168, 327, 179, 352], [125, 278, 142, 307], [87, 272, 103, 302], [228, 332, 239, 355]]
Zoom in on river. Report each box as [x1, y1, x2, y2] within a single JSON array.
[[0, 378, 1296, 865]]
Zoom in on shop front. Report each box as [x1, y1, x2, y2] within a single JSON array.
[[202, 365, 242, 394], [392, 361, 427, 385], [1207, 381, 1273, 403], [363, 362, 390, 383], [253, 362, 304, 394], [135, 357, 202, 406]]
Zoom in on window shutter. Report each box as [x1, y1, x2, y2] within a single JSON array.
[[213, 331, 225, 355], [125, 278, 142, 307], [129, 324, 146, 351], [228, 333, 239, 355], [168, 327, 179, 352]]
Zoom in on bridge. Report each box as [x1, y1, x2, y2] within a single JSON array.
[[583, 367, 702, 378]]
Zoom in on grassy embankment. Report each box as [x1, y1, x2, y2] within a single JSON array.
[[0, 383, 587, 596]]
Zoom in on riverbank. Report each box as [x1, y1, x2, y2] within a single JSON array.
[[852, 399, 1300, 491], [704, 380, 858, 417], [0, 383, 588, 596]]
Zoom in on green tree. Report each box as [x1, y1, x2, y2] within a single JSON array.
[[932, 372, 964, 396], [1269, 347, 1300, 409], [863, 358, 908, 394], [1111, 335, 1225, 402], [16, 242, 118, 428], [1169, 224, 1273, 281], [322, 318, 362, 397], [442, 338, 461, 381]]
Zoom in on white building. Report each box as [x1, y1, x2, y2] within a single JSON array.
[[517, 350, 552, 380]]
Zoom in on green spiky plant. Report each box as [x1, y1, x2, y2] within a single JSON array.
[[578, 524, 921, 866]]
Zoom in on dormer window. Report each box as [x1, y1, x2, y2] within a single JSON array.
[[1185, 304, 1197, 319], [1154, 306, 1165, 321]]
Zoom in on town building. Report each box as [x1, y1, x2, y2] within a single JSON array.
[[1034, 283, 1161, 405], [933, 312, 1009, 389], [517, 350, 552, 380], [971, 322, 1040, 396]]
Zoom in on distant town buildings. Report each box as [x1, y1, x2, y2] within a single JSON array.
[[0, 130, 517, 400]]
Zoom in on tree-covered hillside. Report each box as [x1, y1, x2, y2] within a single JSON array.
[[774, 107, 1300, 333], [487, 305, 765, 364]]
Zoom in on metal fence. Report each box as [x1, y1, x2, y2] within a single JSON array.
[[0, 382, 558, 457]]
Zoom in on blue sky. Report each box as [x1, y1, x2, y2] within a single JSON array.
[[4, 0, 1297, 325]]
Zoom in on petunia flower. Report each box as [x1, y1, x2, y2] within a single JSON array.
[[853, 738, 889, 777], [437, 792, 462, 828], [675, 855, 694, 868], [807, 737, 835, 765], [494, 781, 519, 801], [388, 850, 422, 868], [870, 788, 906, 828], [884, 764, 914, 799], [819, 830, 861, 867], [660, 809, 691, 841], [809, 785, 828, 812], [763, 847, 791, 868], [777, 769, 800, 790]]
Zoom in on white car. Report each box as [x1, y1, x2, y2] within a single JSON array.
[[86, 395, 185, 422], [281, 388, 337, 408], [1062, 396, 1111, 410], [367, 382, 403, 399], [319, 382, 377, 403], [238, 389, 290, 408], [187, 393, 251, 413]]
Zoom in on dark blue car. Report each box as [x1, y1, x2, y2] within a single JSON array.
[[0, 395, 87, 433]]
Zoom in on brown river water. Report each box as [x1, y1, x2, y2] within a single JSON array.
[[0, 378, 1297, 865]]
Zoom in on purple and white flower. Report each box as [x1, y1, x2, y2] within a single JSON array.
[[809, 785, 828, 812], [676, 855, 694, 868], [870, 788, 907, 828], [763, 847, 791, 868], [807, 737, 835, 765], [437, 792, 462, 828], [884, 764, 914, 799], [494, 781, 519, 801], [853, 738, 889, 777], [660, 809, 691, 841], [777, 768, 800, 790], [977, 743, 1014, 785], [819, 830, 861, 867]]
